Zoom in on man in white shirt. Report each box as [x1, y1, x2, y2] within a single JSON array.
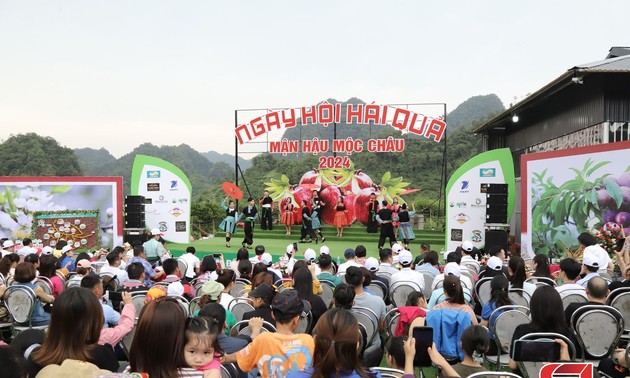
[[432, 260, 474, 291], [391, 243, 403, 269], [459, 240, 481, 275], [390, 250, 425, 291], [1, 240, 15, 257], [555, 257, 587, 299], [577, 253, 602, 287], [378, 248, 400, 276], [178, 246, 200, 281], [283, 243, 298, 275], [100, 251, 129, 284], [302, 248, 321, 276], [337, 248, 362, 275], [260, 252, 283, 282], [584, 244, 613, 272]]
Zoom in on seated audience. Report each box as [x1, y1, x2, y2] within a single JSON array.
[[390, 250, 425, 291], [415, 250, 440, 276], [242, 282, 276, 327], [480, 275, 513, 355], [577, 252, 602, 287], [427, 263, 473, 309], [317, 253, 342, 286], [99, 251, 129, 284], [434, 275, 478, 325], [81, 273, 120, 328], [508, 255, 536, 298], [179, 246, 201, 282], [120, 262, 149, 292], [333, 283, 356, 310], [555, 258, 587, 299], [12, 262, 54, 326]]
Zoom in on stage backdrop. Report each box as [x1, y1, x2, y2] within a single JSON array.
[[445, 148, 515, 252], [521, 140, 630, 258], [131, 155, 192, 244], [0, 177, 123, 249]]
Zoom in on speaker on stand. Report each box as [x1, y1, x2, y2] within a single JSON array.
[[124, 195, 147, 244], [482, 183, 509, 251]]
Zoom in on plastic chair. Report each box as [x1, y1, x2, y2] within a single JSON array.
[[570, 305, 624, 361], [230, 278, 250, 298], [485, 305, 530, 370], [461, 260, 481, 275], [384, 308, 400, 339], [230, 301, 254, 322], [420, 273, 434, 299], [5, 286, 48, 335], [561, 292, 587, 310], [295, 311, 312, 334], [390, 281, 421, 307], [508, 289, 531, 309], [229, 320, 275, 337], [177, 258, 188, 278], [467, 372, 522, 378], [366, 283, 386, 300], [525, 276, 556, 287], [352, 306, 379, 345], [34, 277, 53, 296], [168, 294, 190, 317], [189, 296, 202, 315], [474, 277, 493, 307], [130, 291, 148, 321], [220, 363, 239, 378], [514, 333, 577, 378], [319, 283, 334, 309], [607, 288, 630, 332]]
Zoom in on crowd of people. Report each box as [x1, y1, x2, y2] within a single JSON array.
[[0, 229, 628, 378]]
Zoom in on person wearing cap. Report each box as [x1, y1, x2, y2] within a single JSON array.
[[317, 254, 342, 287], [390, 250, 425, 291], [129, 245, 165, 288], [478, 246, 509, 280], [1, 240, 15, 257], [432, 253, 474, 292], [344, 266, 386, 367], [178, 246, 200, 282], [261, 252, 283, 282], [302, 248, 321, 276], [198, 280, 238, 332], [578, 232, 614, 271], [460, 240, 481, 275], [390, 243, 404, 269], [142, 228, 166, 263], [243, 282, 277, 328], [427, 262, 474, 309], [376, 200, 398, 250], [59, 245, 77, 272], [337, 248, 361, 275], [365, 256, 390, 294], [576, 251, 603, 287], [554, 258, 587, 299], [237, 197, 258, 249], [223, 290, 315, 378], [66, 259, 93, 287], [281, 243, 297, 274]]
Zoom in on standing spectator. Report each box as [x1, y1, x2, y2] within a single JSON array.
[[142, 228, 167, 263], [178, 246, 200, 282]]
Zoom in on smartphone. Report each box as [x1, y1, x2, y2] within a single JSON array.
[[512, 340, 560, 362], [293, 242, 298, 252], [412, 326, 433, 367]]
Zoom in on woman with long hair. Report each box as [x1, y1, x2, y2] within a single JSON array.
[[333, 197, 348, 237], [216, 268, 237, 309], [281, 196, 297, 236], [287, 308, 382, 378], [0, 255, 15, 279], [219, 196, 239, 248], [508, 255, 537, 298], [508, 285, 576, 371], [292, 268, 327, 330], [389, 197, 402, 238], [480, 275, 513, 355], [531, 254, 553, 280], [396, 203, 416, 249], [129, 297, 204, 378], [237, 259, 253, 282], [27, 287, 118, 375], [38, 255, 64, 297], [433, 275, 478, 324]]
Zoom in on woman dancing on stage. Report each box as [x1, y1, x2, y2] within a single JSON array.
[[333, 197, 348, 237], [281, 196, 297, 236], [311, 198, 325, 243], [219, 196, 238, 248], [300, 199, 318, 243], [366, 192, 379, 233], [390, 197, 402, 237], [397, 203, 416, 249]]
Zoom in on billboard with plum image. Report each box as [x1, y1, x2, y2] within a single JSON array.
[[521, 140, 630, 258]]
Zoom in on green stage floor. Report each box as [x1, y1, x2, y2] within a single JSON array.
[[166, 225, 445, 261]]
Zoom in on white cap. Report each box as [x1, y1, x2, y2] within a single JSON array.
[[365, 257, 380, 272], [461, 240, 474, 252], [444, 262, 462, 277], [582, 248, 600, 268], [167, 281, 185, 296], [487, 256, 503, 271], [150, 228, 164, 236], [399, 250, 413, 265], [126, 250, 134, 259], [392, 244, 403, 254], [261, 252, 273, 266], [319, 246, 330, 255], [61, 245, 75, 253], [286, 244, 294, 255], [2, 240, 14, 248], [41, 246, 54, 255], [304, 248, 316, 262]]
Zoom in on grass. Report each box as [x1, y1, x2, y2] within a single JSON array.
[[166, 225, 445, 262]]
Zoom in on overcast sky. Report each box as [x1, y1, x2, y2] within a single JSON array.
[[0, 1, 628, 158]]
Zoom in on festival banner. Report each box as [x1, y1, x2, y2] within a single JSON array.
[[130, 155, 192, 244], [521, 140, 630, 258], [445, 149, 515, 252], [0, 177, 123, 249]]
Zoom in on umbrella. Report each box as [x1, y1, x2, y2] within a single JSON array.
[[222, 182, 243, 200]]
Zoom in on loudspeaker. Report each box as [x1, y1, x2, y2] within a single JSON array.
[[481, 183, 508, 194], [123, 228, 147, 245], [485, 230, 508, 250], [124, 203, 145, 213], [124, 212, 145, 228], [486, 193, 508, 205], [125, 195, 145, 205]]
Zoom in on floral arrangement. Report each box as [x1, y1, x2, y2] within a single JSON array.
[[594, 223, 625, 255]]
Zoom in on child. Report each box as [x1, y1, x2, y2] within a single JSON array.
[[184, 316, 223, 378]]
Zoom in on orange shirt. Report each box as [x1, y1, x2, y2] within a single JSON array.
[[236, 332, 314, 378]]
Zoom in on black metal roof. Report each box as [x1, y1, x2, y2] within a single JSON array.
[[474, 51, 630, 133]]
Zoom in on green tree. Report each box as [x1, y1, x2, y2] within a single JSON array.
[[0, 133, 83, 176]]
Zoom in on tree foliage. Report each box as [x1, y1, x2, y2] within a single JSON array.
[[0, 133, 83, 176]]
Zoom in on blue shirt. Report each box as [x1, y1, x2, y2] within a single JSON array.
[[61, 256, 76, 272], [129, 256, 156, 287], [481, 301, 505, 340], [101, 302, 120, 328], [427, 287, 473, 310], [142, 238, 165, 260]]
